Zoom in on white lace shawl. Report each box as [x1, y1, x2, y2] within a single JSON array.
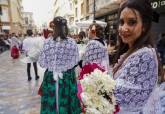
[[82, 39, 109, 71], [10, 37, 20, 48], [38, 37, 79, 72], [142, 82, 165, 114], [114, 47, 158, 113]]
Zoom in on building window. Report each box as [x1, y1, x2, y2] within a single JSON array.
[[81, 3, 84, 16], [25, 17, 28, 24], [0, 6, 2, 15], [74, 0, 77, 4], [86, 0, 89, 13], [75, 8, 78, 18]]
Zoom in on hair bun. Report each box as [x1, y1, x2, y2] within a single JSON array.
[[53, 16, 67, 26], [61, 19, 67, 25]]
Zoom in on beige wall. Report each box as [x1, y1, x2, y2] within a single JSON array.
[[83, 0, 91, 19], [22, 12, 35, 34], [0, 0, 10, 33], [72, 0, 122, 21], [9, 0, 23, 34]]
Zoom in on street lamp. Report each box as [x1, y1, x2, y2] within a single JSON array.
[[93, 0, 96, 20]]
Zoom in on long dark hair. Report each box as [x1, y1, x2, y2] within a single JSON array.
[[89, 22, 104, 39], [52, 16, 68, 40], [113, 0, 164, 83]]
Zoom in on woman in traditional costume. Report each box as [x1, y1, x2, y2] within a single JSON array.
[[79, 22, 109, 72], [10, 33, 20, 59], [77, 23, 110, 112], [38, 16, 81, 114], [113, 0, 165, 113]]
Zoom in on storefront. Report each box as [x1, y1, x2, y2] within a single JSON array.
[[95, 9, 118, 43], [151, 0, 165, 41], [151, 0, 165, 64], [91, 0, 120, 42], [2, 25, 10, 34], [95, 0, 165, 43]]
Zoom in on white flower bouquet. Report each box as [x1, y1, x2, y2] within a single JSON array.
[[79, 68, 116, 114]]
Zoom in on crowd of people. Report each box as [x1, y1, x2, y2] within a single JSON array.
[[37, 0, 165, 114], [1, 0, 165, 113], [0, 31, 45, 80], [0, 33, 17, 54]]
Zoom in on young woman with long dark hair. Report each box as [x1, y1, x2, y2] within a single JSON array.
[[113, 0, 164, 113], [38, 16, 81, 114]]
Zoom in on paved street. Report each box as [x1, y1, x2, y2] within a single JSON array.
[[0, 51, 45, 114]]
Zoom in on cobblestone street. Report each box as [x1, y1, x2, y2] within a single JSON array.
[[0, 51, 45, 114]]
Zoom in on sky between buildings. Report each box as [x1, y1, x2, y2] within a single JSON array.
[[22, 0, 54, 27]]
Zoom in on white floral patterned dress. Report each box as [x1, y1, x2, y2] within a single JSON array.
[[114, 47, 159, 114], [38, 37, 82, 114]]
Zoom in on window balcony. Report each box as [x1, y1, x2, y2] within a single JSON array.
[[89, 0, 120, 17], [0, 0, 8, 6]]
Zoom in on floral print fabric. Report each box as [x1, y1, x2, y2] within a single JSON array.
[[82, 40, 109, 71], [38, 37, 79, 72], [143, 82, 165, 114], [40, 69, 82, 114], [114, 47, 158, 112]]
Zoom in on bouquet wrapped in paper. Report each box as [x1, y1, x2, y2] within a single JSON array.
[[78, 64, 117, 114]]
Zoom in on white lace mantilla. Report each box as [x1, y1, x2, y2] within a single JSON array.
[[38, 37, 79, 72], [82, 39, 109, 70], [114, 47, 158, 113]]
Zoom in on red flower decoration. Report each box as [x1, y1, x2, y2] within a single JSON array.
[[79, 63, 105, 80], [11, 46, 19, 59], [114, 104, 120, 114], [38, 85, 42, 96], [77, 63, 105, 112], [77, 63, 120, 113]]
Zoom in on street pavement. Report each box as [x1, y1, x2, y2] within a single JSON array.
[[0, 51, 45, 114]]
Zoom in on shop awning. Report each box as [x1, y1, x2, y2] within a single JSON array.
[[2, 26, 11, 30]]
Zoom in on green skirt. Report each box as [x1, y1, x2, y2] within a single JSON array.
[[40, 69, 82, 114]]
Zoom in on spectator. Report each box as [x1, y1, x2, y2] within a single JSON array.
[[22, 30, 40, 81]]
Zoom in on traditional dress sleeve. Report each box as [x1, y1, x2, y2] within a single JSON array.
[[38, 40, 50, 68], [114, 48, 158, 111], [159, 83, 165, 113], [143, 83, 164, 114]]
